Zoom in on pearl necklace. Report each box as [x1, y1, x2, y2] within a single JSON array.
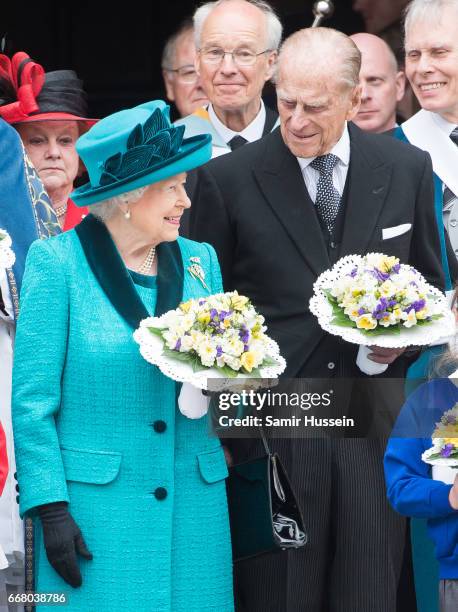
[[136, 246, 156, 274], [54, 203, 68, 218]]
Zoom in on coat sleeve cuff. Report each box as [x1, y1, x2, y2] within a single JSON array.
[[20, 491, 70, 520], [430, 484, 456, 516]]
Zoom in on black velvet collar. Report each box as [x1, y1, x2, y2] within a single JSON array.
[[75, 214, 184, 329]]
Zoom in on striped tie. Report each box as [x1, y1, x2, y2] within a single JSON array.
[[443, 127, 458, 207]]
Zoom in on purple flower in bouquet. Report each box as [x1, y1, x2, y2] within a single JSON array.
[[372, 298, 389, 320], [391, 263, 401, 274], [216, 345, 223, 358], [348, 267, 358, 278], [174, 338, 182, 351], [239, 325, 250, 344], [440, 443, 455, 458], [411, 299, 426, 312], [371, 267, 390, 282]]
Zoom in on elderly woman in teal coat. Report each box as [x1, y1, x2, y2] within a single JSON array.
[[12, 101, 234, 611]]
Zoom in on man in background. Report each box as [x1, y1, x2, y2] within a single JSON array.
[[351, 32, 405, 133], [177, 0, 281, 158], [161, 19, 208, 118]]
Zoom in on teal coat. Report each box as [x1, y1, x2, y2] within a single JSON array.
[[12, 229, 234, 611]]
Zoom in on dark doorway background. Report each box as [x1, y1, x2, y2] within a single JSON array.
[[1, 0, 362, 118]]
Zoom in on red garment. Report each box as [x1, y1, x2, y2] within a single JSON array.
[[0, 422, 8, 496], [63, 199, 88, 231]]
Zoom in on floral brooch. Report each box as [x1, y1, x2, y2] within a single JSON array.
[[187, 256, 209, 290]]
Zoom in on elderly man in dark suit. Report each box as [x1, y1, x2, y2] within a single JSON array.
[[190, 27, 445, 612]]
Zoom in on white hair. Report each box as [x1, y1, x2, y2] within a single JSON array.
[[161, 19, 194, 70], [90, 186, 147, 223], [404, 0, 458, 34], [193, 0, 282, 51], [275, 28, 361, 91]]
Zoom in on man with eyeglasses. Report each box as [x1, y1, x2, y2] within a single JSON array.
[[176, 0, 282, 160], [162, 19, 209, 119]]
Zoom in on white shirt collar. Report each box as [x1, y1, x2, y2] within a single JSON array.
[[296, 123, 350, 172], [208, 100, 266, 145], [431, 112, 457, 137]]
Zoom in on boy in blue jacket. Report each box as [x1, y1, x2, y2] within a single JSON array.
[[384, 377, 458, 611]]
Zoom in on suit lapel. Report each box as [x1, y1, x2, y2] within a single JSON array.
[[262, 105, 279, 136], [339, 124, 392, 257], [253, 130, 331, 277]]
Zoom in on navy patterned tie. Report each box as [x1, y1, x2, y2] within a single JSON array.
[[443, 127, 458, 207], [310, 153, 341, 234]]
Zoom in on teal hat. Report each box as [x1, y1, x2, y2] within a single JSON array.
[[71, 100, 211, 206]]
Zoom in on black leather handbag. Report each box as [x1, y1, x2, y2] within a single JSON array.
[[226, 431, 307, 562]]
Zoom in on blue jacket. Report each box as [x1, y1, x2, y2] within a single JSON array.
[[384, 378, 458, 578]]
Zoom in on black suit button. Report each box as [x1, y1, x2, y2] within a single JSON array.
[[16, 496, 19, 504], [154, 487, 167, 500], [330, 241, 337, 249], [15, 484, 19, 492], [153, 420, 167, 433]]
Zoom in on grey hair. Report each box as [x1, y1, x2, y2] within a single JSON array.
[[275, 28, 361, 90], [90, 186, 148, 223], [404, 0, 458, 34], [162, 18, 194, 70], [193, 0, 283, 51]]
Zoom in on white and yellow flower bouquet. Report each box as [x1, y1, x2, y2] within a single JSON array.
[[134, 291, 286, 392], [422, 405, 458, 468], [0, 229, 15, 270], [309, 253, 455, 349]]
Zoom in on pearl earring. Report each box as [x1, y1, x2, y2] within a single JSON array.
[[124, 209, 131, 220]]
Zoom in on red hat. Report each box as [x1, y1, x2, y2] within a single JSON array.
[[0, 52, 97, 126]]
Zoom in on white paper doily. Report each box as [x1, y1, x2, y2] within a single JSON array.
[[133, 324, 286, 391], [309, 254, 456, 348]]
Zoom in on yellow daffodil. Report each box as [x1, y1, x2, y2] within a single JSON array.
[[416, 308, 428, 320], [240, 351, 256, 372], [356, 314, 377, 330], [231, 293, 249, 311], [180, 300, 192, 314], [379, 255, 399, 273], [197, 311, 211, 325]]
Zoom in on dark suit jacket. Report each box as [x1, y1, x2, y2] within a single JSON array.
[[181, 104, 278, 237], [189, 123, 437, 611], [190, 123, 445, 380]]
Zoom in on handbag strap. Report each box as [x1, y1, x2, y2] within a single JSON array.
[[259, 426, 272, 456]]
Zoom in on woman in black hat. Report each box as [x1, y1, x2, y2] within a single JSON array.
[[0, 52, 97, 230]]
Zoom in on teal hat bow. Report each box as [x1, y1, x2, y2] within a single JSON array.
[[71, 100, 211, 207]]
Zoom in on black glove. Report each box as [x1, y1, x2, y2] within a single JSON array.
[[38, 502, 93, 588]]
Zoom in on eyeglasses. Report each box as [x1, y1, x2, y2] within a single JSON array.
[[198, 47, 273, 67], [164, 64, 198, 84]]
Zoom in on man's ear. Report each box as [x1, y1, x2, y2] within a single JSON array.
[[162, 70, 176, 103], [395, 71, 406, 102], [346, 84, 362, 121], [265, 50, 278, 82]]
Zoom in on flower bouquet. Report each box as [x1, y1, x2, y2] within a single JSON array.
[[134, 291, 286, 415], [0, 229, 15, 270], [309, 253, 455, 374], [422, 404, 458, 484]]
